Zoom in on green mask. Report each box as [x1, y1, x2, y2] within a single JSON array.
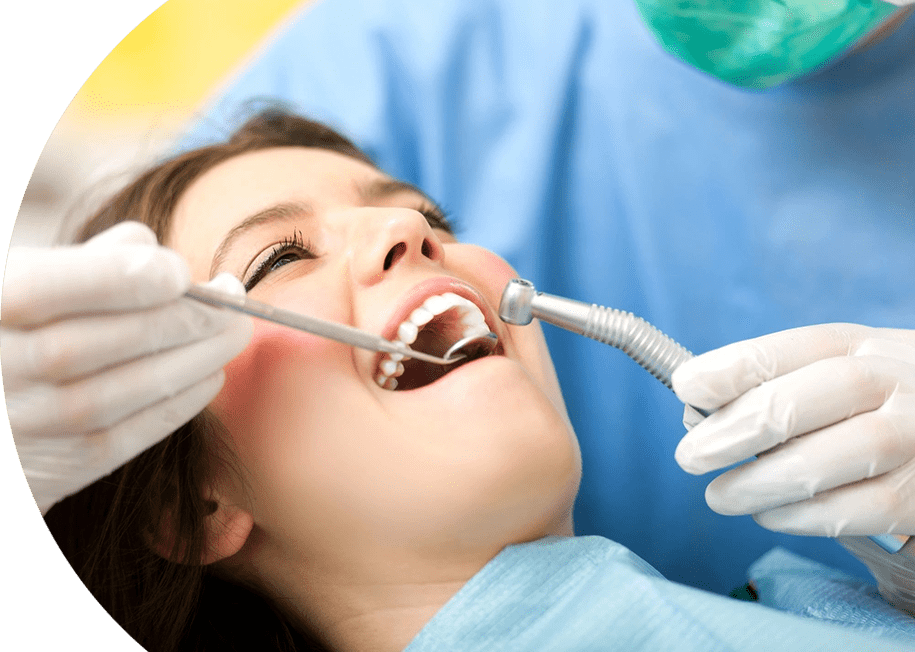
[[635, 0, 900, 89]]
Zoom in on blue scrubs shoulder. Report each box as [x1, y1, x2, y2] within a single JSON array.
[[181, 0, 915, 593]]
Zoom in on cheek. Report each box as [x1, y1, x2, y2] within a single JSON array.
[[214, 325, 290, 426], [214, 273, 350, 443], [211, 322, 333, 460], [454, 245, 521, 291]]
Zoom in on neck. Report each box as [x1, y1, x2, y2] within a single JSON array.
[[301, 561, 478, 652], [246, 515, 575, 652]]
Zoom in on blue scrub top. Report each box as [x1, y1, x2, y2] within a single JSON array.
[[180, 0, 915, 594]]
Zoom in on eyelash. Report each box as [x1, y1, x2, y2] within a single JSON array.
[[243, 207, 454, 291], [418, 203, 455, 235], [244, 229, 316, 291]]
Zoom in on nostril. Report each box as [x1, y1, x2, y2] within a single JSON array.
[[421, 239, 433, 259], [384, 242, 407, 270]]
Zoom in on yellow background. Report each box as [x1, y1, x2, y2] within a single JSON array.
[[71, 0, 307, 123], [18, 0, 311, 246]]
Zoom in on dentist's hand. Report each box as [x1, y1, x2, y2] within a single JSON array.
[[2, 222, 253, 514], [672, 323, 915, 537]]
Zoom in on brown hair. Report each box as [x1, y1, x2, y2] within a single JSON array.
[[45, 109, 377, 652]]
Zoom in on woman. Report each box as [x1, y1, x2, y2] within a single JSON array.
[[8, 110, 911, 651]]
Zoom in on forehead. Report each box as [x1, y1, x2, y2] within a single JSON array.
[[168, 146, 388, 271], [172, 146, 385, 232]]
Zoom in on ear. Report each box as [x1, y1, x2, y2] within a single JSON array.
[[149, 486, 254, 565], [198, 485, 255, 565]]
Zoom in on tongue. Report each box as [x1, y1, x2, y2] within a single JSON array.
[[396, 357, 452, 390]]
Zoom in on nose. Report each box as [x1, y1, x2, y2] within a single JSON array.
[[350, 208, 445, 285]]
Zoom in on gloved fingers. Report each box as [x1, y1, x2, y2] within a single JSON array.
[[854, 337, 915, 365], [17, 371, 226, 514], [673, 325, 915, 411], [751, 458, 915, 537], [675, 354, 912, 474], [8, 314, 251, 438], [671, 323, 872, 411], [704, 401, 915, 515], [1, 273, 247, 384], [82, 220, 158, 248], [2, 232, 191, 327]]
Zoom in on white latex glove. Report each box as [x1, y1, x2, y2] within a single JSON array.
[[671, 323, 915, 537], [1, 221, 253, 514]]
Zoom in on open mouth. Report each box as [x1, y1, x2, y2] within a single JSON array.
[[375, 292, 500, 391]]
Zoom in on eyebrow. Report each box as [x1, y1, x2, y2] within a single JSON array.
[[358, 178, 435, 205], [209, 201, 312, 278], [208, 178, 444, 278], [359, 178, 454, 234]]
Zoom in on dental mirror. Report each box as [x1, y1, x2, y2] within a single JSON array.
[[443, 331, 499, 362]]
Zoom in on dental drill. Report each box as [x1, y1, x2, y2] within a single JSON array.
[[499, 278, 705, 407], [498, 278, 915, 574]]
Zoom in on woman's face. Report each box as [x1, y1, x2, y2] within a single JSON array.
[[168, 146, 580, 567]]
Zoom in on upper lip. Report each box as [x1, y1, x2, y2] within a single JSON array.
[[379, 276, 503, 352]]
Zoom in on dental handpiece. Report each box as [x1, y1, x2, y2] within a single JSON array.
[[499, 278, 913, 558], [499, 278, 701, 400]]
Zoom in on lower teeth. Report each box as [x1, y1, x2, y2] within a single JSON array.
[[376, 298, 492, 391], [375, 375, 398, 390]]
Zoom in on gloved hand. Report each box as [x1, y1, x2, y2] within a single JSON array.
[[1, 221, 253, 514], [671, 323, 915, 537]]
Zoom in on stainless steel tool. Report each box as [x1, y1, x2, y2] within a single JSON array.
[[500, 278, 699, 396], [187, 284, 498, 365]]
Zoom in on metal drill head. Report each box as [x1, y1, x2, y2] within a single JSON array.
[[499, 278, 537, 325]]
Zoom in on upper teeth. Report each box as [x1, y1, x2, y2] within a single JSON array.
[[375, 292, 491, 390]]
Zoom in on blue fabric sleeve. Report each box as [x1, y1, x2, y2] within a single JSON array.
[[178, 0, 915, 593]]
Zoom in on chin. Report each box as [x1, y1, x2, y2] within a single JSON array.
[[449, 392, 582, 548], [450, 452, 581, 551]]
